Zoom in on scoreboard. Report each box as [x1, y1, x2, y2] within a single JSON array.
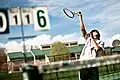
[[0, 7, 50, 34]]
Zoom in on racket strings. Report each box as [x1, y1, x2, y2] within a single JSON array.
[[63, 8, 75, 18]]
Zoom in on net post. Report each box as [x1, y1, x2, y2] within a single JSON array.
[[78, 70, 81, 80], [22, 64, 43, 80]]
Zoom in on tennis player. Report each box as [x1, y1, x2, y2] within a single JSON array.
[[76, 11, 104, 80]]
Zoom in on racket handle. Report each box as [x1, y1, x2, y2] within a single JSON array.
[[78, 12, 81, 14], [75, 11, 82, 16]]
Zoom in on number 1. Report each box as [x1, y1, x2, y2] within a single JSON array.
[[13, 15, 18, 24], [25, 14, 30, 24]]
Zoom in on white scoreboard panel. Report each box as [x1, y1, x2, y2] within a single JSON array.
[[21, 7, 33, 25], [8, 7, 21, 26], [33, 7, 50, 31]]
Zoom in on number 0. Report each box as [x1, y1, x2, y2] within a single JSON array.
[[0, 12, 7, 32], [37, 10, 46, 28]]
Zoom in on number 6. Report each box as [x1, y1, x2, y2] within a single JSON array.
[[37, 10, 46, 28]]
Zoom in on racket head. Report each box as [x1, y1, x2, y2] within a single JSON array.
[[63, 8, 75, 18]]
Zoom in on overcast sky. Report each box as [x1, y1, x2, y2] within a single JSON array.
[[0, 0, 120, 52]]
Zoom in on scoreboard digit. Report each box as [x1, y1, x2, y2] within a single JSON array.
[[0, 9, 9, 34]]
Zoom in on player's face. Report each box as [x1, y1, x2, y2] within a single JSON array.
[[92, 32, 99, 40]]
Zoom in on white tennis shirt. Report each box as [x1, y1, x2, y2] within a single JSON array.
[[80, 37, 104, 60]]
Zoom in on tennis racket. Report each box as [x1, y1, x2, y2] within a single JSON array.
[[63, 8, 81, 18]]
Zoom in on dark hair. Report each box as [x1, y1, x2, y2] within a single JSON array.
[[90, 29, 100, 40]]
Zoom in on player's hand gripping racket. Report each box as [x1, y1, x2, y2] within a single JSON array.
[[63, 8, 81, 18]]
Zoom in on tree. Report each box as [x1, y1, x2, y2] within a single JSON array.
[[112, 39, 120, 47], [0, 48, 7, 71], [50, 41, 70, 61]]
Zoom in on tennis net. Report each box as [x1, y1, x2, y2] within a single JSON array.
[[38, 54, 120, 80]]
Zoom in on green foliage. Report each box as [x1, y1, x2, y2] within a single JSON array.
[[50, 41, 70, 61], [51, 41, 69, 55]]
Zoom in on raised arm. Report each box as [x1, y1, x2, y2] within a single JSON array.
[[76, 11, 87, 38]]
